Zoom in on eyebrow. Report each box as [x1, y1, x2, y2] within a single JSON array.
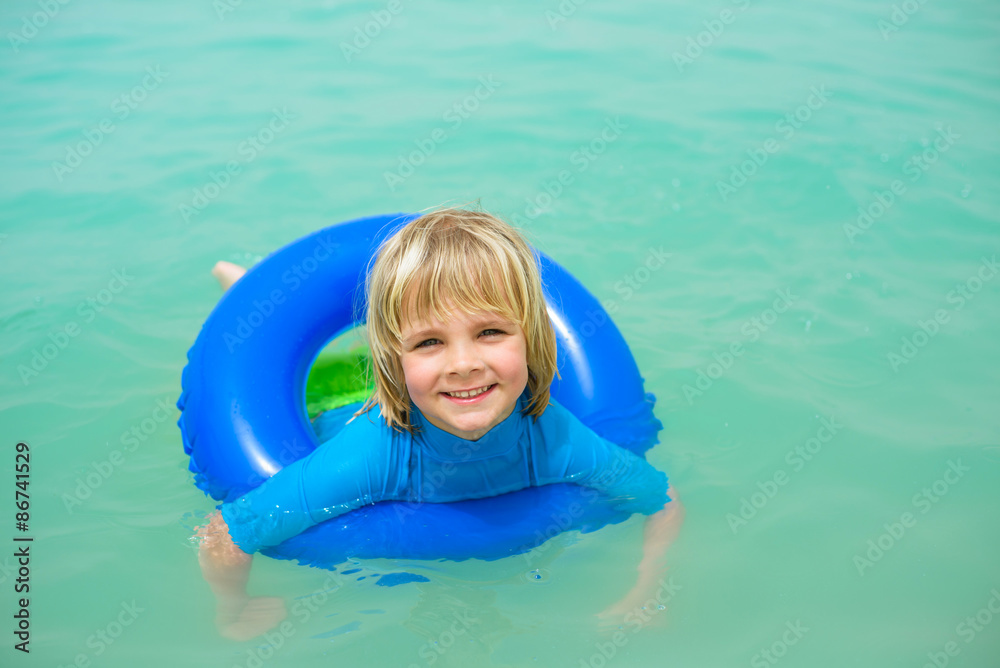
[[401, 317, 514, 345]]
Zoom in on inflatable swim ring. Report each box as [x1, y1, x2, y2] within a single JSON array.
[[178, 213, 661, 569]]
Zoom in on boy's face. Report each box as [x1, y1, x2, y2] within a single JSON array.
[[399, 302, 529, 441]]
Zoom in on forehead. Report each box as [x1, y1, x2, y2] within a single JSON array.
[[400, 302, 513, 333]]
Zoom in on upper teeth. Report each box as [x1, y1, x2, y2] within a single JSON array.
[[446, 385, 492, 398]]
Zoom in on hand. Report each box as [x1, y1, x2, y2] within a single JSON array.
[[596, 574, 673, 630], [597, 592, 648, 627]]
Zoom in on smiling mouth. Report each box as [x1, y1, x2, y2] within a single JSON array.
[[443, 384, 495, 398]]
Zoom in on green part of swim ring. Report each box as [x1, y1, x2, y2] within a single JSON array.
[[305, 347, 373, 418]]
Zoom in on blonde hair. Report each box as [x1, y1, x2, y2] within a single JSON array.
[[355, 207, 558, 433]]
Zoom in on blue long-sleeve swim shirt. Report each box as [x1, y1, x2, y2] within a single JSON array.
[[220, 391, 670, 554]]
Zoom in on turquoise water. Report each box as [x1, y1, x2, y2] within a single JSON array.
[[2, 0, 999, 665]]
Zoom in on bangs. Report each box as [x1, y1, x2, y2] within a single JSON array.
[[398, 229, 530, 330]]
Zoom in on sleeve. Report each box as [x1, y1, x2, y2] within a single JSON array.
[[220, 412, 403, 553], [532, 400, 670, 516]]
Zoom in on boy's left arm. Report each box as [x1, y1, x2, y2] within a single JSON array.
[[598, 484, 684, 622], [533, 402, 684, 620]]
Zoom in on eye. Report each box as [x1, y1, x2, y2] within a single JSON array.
[[481, 328, 505, 337], [415, 338, 441, 348]]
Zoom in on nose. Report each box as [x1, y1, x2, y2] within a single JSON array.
[[446, 338, 483, 377]]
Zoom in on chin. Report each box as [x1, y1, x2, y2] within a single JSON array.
[[447, 417, 492, 435]]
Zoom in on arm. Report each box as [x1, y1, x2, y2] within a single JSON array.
[[637, 485, 684, 584], [559, 452, 684, 620], [533, 401, 682, 618], [598, 484, 684, 622], [196, 412, 399, 638], [221, 413, 400, 553], [197, 511, 287, 640]]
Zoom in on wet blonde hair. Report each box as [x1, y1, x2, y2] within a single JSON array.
[[355, 207, 558, 433]]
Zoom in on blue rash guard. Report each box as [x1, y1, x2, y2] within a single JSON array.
[[221, 390, 670, 554]]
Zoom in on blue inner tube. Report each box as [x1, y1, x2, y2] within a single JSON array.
[[178, 213, 661, 569]]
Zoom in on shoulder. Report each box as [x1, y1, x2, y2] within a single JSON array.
[[304, 405, 411, 496], [314, 402, 405, 440], [529, 398, 612, 456], [311, 404, 410, 463], [533, 398, 599, 438]]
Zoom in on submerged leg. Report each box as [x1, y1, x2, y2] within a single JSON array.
[[212, 261, 247, 291]]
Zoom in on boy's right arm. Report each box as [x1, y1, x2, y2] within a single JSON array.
[[221, 414, 403, 553]]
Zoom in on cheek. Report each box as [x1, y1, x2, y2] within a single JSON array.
[[400, 356, 433, 394], [503, 341, 529, 382]]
